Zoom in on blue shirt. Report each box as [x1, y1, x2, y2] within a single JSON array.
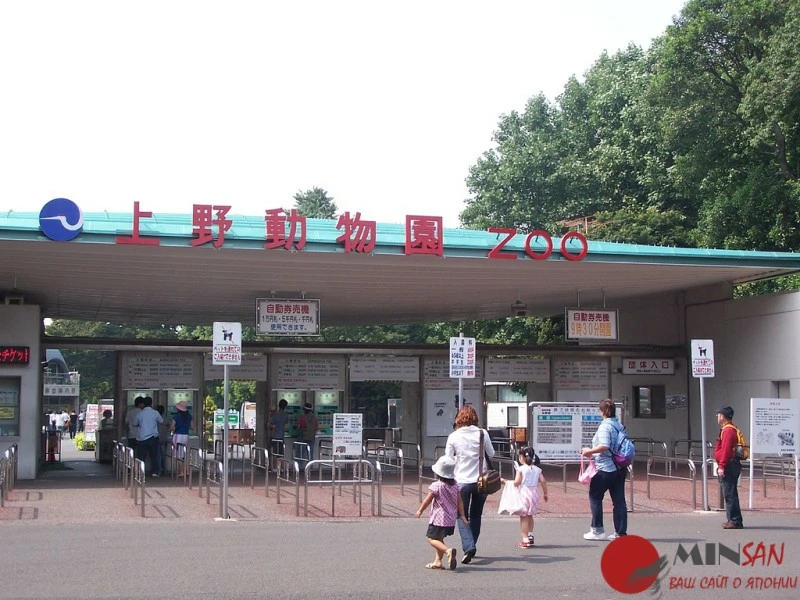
[[172, 411, 192, 435], [592, 417, 620, 472], [133, 407, 163, 441]]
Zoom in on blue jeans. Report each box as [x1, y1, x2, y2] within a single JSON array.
[[457, 482, 486, 553], [720, 460, 742, 525], [589, 468, 627, 534]]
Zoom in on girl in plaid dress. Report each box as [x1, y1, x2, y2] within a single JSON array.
[[415, 456, 468, 570]]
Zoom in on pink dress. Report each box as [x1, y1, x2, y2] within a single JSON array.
[[517, 464, 542, 516]]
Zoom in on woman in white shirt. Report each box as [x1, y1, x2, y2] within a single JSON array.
[[445, 405, 495, 564]]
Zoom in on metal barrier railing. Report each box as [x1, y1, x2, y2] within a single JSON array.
[[630, 438, 669, 475], [112, 440, 123, 480], [673, 439, 712, 462], [0, 453, 7, 507], [3, 444, 18, 499], [303, 458, 380, 517], [123, 447, 135, 491], [371, 446, 405, 494], [275, 456, 301, 516], [187, 447, 204, 496], [758, 455, 797, 496], [132, 458, 146, 517], [292, 441, 311, 468], [646, 456, 698, 509], [249, 446, 270, 497], [205, 458, 224, 518], [491, 437, 517, 460], [214, 440, 246, 485]]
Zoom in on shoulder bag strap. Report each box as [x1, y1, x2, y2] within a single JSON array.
[[479, 429, 485, 475]]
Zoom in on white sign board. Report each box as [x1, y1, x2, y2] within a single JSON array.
[[553, 360, 608, 389], [349, 356, 419, 382], [531, 402, 624, 461], [622, 358, 675, 375], [485, 358, 550, 382], [204, 354, 267, 381], [213, 322, 242, 366], [333, 413, 363, 456], [750, 398, 799, 455], [425, 389, 460, 437], [449, 337, 476, 378], [424, 358, 483, 390], [122, 353, 196, 389], [274, 356, 345, 389], [691, 339, 714, 378], [256, 298, 320, 336], [565, 308, 619, 341]]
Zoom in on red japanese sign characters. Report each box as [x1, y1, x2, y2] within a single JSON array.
[[0, 346, 30, 365], [105, 202, 588, 261]]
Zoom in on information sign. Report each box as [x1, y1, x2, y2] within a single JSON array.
[[332, 413, 363, 456], [212, 322, 242, 366], [691, 339, 715, 378], [449, 337, 476, 378]]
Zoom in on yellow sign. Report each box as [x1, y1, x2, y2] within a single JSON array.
[[0, 407, 15, 420]]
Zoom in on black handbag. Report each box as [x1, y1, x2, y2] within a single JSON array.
[[477, 430, 501, 495]]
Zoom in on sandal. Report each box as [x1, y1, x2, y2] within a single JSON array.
[[445, 548, 457, 570], [425, 563, 444, 569]]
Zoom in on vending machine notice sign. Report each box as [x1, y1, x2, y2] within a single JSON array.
[[333, 413, 363, 457], [531, 402, 624, 461]]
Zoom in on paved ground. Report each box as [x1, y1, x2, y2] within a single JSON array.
[[1, 441, 799, 599]]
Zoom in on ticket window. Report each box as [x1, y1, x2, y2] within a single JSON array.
[[274, 390, 305, 438], [313, 390, 342, 436], [0, 378, 20, 437], [167, 390, 195, 420]]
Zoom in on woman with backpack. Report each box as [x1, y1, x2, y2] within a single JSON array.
[[580, 398, 628, 541]]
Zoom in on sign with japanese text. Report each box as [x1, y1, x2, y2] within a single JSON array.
[[485, 358, 550, 382], [204, 354, 267, 381], [349, 356, 419, 382], [553, 360, 608, 390], [691, 339, 714, 378], [424, 358, 483, 390], [43, 383, 80, 396], [449, 337, 476, 378], [750, 398, 799, 455], [79, 199, 590, 260], [531, 402, 624, 461], [121, 353, 197, 389], [332, 413, 363, 456], [257, 298, 320, 336], [565, 309, 619, 341], [214, 409, 240, 426], [0, 346, 30, 365], [274, 356, 345, 389], [622, 358, 675, 375], [212, 322, 242, 366]]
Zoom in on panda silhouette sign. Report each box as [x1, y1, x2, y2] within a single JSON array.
[[690, 339, 714, 378]]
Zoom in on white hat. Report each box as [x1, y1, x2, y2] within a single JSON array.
[[431, 456, 456, 480]]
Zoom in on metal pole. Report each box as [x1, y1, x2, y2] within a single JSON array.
[[458, 332, 464, 410], [222, 364, 230, 519], [699, 376, 709, 511]]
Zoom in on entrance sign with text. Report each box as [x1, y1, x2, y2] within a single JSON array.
[[565, 309, 619, 342]]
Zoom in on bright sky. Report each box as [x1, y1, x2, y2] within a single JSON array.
[[1, 1, 686, 228]]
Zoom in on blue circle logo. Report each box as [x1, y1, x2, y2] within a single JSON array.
[[39, 198, 84, 241]]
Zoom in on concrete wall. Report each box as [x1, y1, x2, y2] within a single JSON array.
[[0, 304, 42, 479], [687, 290, 800, 444]]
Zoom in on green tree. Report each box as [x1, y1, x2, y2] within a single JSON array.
[[293, 187, 338, 219]]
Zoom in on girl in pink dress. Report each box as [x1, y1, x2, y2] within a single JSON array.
[[415, 456, 468, 570], [501, 446, 549, 548]]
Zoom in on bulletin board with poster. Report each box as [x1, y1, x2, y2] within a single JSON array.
[[531, 402, 624, 462]]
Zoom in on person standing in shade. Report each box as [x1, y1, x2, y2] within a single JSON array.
[[297, 403, 319, 461], [125, 396, 144, 450], [69, 410, 78, 439], [133, 396, 163, 477], [155, 405, 170, 476], [77, 409, 86, 433], [581, 398, 628, 541], [714, 405, 744, 529], [444, 405, 495, 564], [171, 401, 192, 477], [268, 399, 289, 472]]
